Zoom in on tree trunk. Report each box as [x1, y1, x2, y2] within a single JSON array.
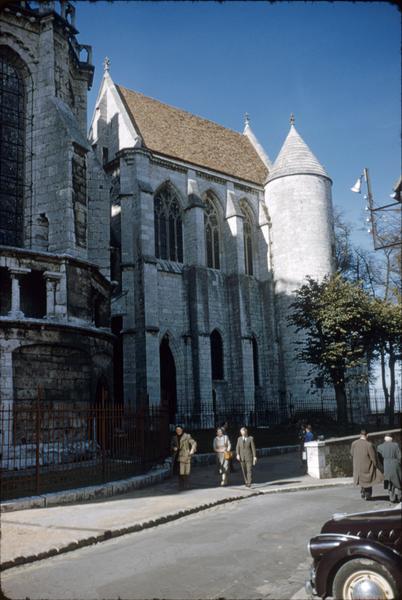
[[380, 347, 390, 415], [388, 345, 396, 428], [332, 373, 348, 425]]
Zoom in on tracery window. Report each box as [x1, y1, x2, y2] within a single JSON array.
[[241, 204, 253, 276], [154, 184, 183, 262], [0, 51, 25, 247], [204, 194, 220, 269]]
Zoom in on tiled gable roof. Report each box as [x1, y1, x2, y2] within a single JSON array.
[[116, 85, 268, 186], [268, 124, 329, 182]]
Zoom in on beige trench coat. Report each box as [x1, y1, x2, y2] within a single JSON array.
[[351, 437, 383, 487], [171, 433, 197, 464]]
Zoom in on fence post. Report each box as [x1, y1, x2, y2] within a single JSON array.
[[35, 386, 43, 495], [101, 386, 107, 482]]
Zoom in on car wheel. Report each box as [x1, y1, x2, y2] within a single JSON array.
[[332, 558, 397, 599]]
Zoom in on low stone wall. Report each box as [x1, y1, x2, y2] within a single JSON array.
[[305, 428, 401, 479]]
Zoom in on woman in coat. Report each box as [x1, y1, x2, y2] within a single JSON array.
[[351, 429, 383, 500], [377, 434, 402, 503], [213, 427, 231, 486]]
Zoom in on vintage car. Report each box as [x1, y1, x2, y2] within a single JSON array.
[[305, 506, 402, 599]]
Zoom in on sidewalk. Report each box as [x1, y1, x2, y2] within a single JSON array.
[[1, 452, 352, 570]]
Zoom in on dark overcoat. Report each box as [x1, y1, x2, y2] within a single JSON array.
[[377, 441, 402, 491], [351, 437, 383, 487]]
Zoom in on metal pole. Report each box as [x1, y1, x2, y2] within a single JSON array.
[[35, 385, 43, 495], [364, 168, 379, 249]]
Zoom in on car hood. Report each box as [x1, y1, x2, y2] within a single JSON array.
[[320, 506, 402, 552]]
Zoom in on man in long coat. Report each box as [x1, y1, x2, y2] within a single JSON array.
[[351, 429, 383, 500], [377, 434, 401, 503], [236, 427, 257, 488], [171, 425, 197, 490]]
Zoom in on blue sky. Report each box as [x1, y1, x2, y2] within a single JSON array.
[[77, 0, 400, 249]]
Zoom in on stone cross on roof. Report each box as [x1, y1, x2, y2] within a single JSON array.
[[103, 56, 111, 73], [244, 112, 250, 127], [290, 113, 295, 126]]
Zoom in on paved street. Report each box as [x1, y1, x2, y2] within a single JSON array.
[[2, 485, 392, 600], [1, 453, 352, 567]]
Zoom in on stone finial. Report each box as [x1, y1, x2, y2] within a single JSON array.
[[103, 56, 111, 73], [290, 113, 295, 126], [244, 112, 250, 127]]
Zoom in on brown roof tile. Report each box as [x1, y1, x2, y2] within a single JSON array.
[[116, 85, 268, 186]]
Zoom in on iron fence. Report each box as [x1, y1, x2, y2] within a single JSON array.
[[368, 389, 402, 415], [0, 401, 170, 500], [175, 396, 340, 431]]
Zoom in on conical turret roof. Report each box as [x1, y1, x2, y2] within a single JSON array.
[[268, 124, 330, 182]]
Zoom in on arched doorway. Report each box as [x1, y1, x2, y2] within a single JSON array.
[[160, 336, 177, 425]]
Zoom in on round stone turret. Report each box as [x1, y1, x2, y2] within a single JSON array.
[[265, 121, 336, 407]]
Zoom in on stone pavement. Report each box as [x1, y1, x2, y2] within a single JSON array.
[[1, 452, 352, 570]]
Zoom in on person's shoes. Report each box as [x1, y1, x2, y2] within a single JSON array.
[[246, 483, 251, 488]]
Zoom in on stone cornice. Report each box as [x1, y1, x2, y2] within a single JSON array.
[[0, 318, 115, 343]]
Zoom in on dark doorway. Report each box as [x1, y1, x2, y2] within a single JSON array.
[[160, 336, 177, 425], [210, 330, 224, 380]]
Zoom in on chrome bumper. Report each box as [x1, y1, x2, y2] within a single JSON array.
[[305, 566, 318, 598]]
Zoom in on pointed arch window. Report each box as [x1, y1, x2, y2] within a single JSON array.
[[204, 194, 220, 269], [210, 329, 224, 380], [154, 184, 183, 262], [0, 50, 26, 247], [252, 336, 259, 387], [241, 204, 253, 276]]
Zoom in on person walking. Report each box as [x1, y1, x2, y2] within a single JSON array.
[[377, 434, 402, 503], [236, 426, 257, 488], [351, 429, 383, 500], [213, 427, 231, 486], [297, 420, 307, 466], [171, 425, 197, 490], [302, 424, 314, 474]]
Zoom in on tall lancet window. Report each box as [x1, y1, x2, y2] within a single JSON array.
[[154, 183, 183, 262], [0, 51, 25, 247], [241, 204, 253, 276], [204, 193, 220, 269]]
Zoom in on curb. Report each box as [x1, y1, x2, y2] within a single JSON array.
[[0, 478, 353, 572], [1, 446, 298, 513], [0, 465, 171, 513]]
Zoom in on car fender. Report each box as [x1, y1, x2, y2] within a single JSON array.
[[315, 539, 402, 598]]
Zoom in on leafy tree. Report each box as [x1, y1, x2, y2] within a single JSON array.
[[334, 209, 401, 424], [372, 299, 402, 427], [288, 274, 376, 424]]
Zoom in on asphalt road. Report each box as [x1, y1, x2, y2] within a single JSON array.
[[1, 485, 392, 600]]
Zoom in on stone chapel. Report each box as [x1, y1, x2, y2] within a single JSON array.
[[0, 1, 369, 431]]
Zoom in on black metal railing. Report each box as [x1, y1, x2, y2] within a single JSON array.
[[0, 400, 170, 500]]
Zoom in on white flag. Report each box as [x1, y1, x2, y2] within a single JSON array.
[[351, 176, 362, 193]]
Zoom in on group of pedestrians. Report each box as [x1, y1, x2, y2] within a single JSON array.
[[170, 424, 257, 491], [351, 429, 401, 503], [170, 422, 401, 502]]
